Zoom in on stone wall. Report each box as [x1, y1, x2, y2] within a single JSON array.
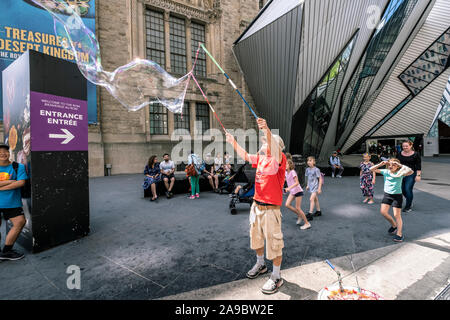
[[0, 0, 262, 177], [91, 0, 261, 176]]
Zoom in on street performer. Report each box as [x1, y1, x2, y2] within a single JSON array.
[[226, 118, 286, 294]]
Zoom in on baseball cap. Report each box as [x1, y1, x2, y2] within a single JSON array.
[[0, 143, 10, 150]]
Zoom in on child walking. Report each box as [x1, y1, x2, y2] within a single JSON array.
[[305, 156, 323, 221], [359, 153, 376, 204], [370, 159, 413, 242], [284, 160, 311, 230]]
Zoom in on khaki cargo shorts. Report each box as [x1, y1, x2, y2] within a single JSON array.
[[249, 203, 284, 260]]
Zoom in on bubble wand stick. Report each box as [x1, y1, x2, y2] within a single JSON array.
[[325, 259, 345, 293], [200, 44, 258, 120]]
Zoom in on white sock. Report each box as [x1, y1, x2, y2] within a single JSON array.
[[257, 254, 265, 266], [272, 265, 281, 279]]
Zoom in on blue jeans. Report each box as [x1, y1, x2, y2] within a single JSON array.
[[402, 172, 417, 209]]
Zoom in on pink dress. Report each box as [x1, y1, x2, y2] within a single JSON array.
[[285, 170, 303, 195]]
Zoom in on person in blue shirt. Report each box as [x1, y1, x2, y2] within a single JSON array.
[[329, 151, 344, 178], [0, 144, 28, 261]]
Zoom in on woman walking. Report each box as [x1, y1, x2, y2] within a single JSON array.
[[397, 141, 422, 212]]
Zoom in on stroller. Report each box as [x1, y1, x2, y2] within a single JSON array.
[[217, 164, 247, 194], [229, 182, 254, 215]]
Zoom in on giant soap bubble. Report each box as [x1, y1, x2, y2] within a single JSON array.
[[31, 0, 191, 113]]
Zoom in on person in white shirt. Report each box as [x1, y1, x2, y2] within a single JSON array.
[[160, 153, 175, 198]]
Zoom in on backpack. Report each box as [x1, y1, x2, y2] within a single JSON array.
[[185, 155, 199, 177], [12, 161, 31, 198]]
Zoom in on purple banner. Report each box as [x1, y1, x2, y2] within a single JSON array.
[[30, 91, 88, 151]]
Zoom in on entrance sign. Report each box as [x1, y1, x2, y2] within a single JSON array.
[[30, 91, 88, 151]]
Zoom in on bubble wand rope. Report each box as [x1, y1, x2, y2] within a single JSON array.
[[200, 43, 258, 120], [191, 73, 226, 132], [178, 44, 202, 119]]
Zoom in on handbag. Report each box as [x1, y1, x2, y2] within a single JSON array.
[[185, 155, 198, 177]]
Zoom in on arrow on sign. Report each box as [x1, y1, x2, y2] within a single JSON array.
[[49, 129, 75, 145]]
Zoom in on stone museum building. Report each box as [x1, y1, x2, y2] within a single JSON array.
[[87, 0, 266, 176]]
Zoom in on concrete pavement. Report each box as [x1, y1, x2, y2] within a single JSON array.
[[0, 158, 449, 300]]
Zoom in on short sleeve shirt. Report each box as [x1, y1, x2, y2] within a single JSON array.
[[380, 169, 403, 195], [0, 163, 28, 209], [285, 170, 303, 195], [160, 160, 175, 174], [305, 167, 321, 192], [249, 153, 287, 206]]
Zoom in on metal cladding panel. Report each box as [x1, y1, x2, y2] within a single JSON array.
[[342, 0, 449, 151], [373, 69, 450, 137], [295, 0, 389, 116], [239, 0, 302, 42], [233, 5, 302, 145]]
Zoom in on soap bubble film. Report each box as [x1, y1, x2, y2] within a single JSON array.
[[31, 0, 191, 113]]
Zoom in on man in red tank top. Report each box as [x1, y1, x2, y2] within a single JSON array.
[[226, 118, 286, 294]]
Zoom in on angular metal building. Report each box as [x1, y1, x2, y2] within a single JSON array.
[[233, 0, 450, 159]]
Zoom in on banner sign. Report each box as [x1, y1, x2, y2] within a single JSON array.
[[0, 0, 97, 123]]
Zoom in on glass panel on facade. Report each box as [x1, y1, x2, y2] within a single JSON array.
[[150, 103, 168, 135], [145, 10, 165, 69], [174, 102, 190, 131], [170, 15, 187, 74], [196, 103, 210, 133], [399, 26, 450, 95], [191, 22, 207, 77], [338, 0, 419, 143], [429, 78, 450, 137], [292, 32, 359, 158]]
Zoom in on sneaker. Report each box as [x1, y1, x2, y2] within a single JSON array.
[[337, 175, 342, 178], [306, 213, 314, 221], [165, 191, 170, 198], [246, 263, 268, 279], [393, 235, 404, 242], [189, 195, 195, 200], [332, 174, 335, 178], [0, 249, 25, 261], [403, 207, 412, 213], [296, 217, 302, 225], [388, 226, 398, 235], [169, 192, 174, 197], [300, 223, 311, 230], [313, 211, 322, 217], [195, 194, 200, 198], [261, 274, 284, 294]]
